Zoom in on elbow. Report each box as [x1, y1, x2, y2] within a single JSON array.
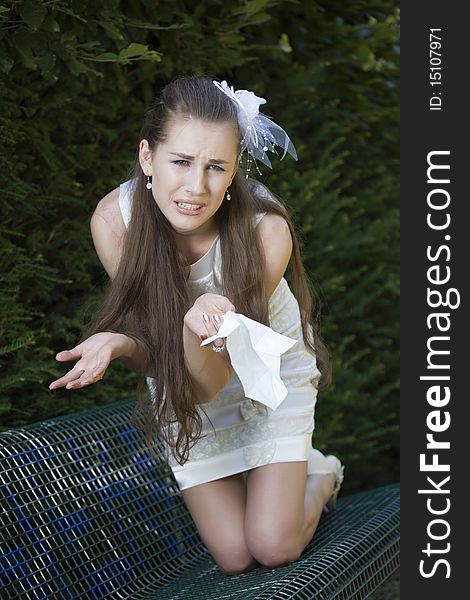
[[194, 386, 220, 405], [194, 365, 233, 405], [211, 364, 233, 400], [190, 378, 212, 405], [193, 388, 214, 405]]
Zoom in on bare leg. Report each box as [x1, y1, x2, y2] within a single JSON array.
[[180, 464, 334, 574], [300, 471, 336, 549], [181, 473, 258, 575], [244, 461, 335, 568]]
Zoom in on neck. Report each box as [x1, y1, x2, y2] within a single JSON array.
[[173, 220, 219, 265]]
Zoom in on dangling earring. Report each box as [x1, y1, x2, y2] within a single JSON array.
[[146, 175, 152, 190], [225, 188, 231, 201]]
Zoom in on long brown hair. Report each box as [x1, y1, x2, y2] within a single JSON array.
[[82, 75, 332, 465]]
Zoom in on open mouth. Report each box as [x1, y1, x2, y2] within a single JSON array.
[[175, 201, 206, 216], [176, 202, 204, 211]]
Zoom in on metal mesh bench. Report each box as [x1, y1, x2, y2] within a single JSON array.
[[0, 399, 399, 599]]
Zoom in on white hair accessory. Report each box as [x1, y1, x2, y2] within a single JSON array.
[[212, 80, 298, 177]]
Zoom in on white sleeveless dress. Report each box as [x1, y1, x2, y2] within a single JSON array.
[[119, 180, 322, 490]]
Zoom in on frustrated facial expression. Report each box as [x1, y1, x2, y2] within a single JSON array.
[[140, 117, 240, 237]]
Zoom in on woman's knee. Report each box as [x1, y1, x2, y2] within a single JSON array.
[[213, 546, 258, 575], [246, 530, 302, 569]]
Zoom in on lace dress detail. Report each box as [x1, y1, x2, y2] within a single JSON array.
[[118, 179, 321, 489]]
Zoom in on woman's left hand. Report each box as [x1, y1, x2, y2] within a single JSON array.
[[184, 293, 235, 347]]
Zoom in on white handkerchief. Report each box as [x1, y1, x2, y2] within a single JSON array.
[[201, 312, 297, 410]]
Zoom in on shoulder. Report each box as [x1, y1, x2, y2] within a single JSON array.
[[256, 213, 292, 298], [90, 186, 126, 279], [257, 212, 292, 251], [257, 211, 289, 233], [91, 186, 126, 233], [247, 179, 292, 272]]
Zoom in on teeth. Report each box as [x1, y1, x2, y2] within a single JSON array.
[[177, 203, 203, 210]]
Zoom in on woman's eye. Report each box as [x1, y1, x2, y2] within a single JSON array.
[[172, 160, 224, 172]]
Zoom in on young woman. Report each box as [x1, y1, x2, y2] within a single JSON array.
[[49, 76, 344, 575]]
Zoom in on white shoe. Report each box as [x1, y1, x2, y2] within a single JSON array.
[[307, 447, 345, 512]]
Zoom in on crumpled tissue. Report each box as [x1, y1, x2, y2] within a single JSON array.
[[200, 312, 297, 410]]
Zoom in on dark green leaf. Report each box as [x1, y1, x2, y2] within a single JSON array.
[[19, 2, 47, 29]]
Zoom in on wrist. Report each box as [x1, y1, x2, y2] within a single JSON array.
[[111, 333, 136, 360]]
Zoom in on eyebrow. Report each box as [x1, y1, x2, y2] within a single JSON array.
[[169, 152, 230, 165]]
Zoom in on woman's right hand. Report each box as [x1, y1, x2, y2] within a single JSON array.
[[184, 293, 235, 344], [49, 332, 132, 391]]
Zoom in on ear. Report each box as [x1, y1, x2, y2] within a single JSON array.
[[139, 139, 154, 176]]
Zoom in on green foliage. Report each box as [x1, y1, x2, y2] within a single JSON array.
[[0, 0, 399, 493]]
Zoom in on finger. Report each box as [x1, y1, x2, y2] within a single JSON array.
[[220, 297, 235, 312], [202, 313, 218, 337], [199, 313, 216, 343], [212, 313, 223, 334], [49, 367, 85, 390], [65, 363, 107, 389], [55, 348, 81, 361], [49, 358, 104, 389], [63, 372, 98, 390], [210, 314, 225, 348]]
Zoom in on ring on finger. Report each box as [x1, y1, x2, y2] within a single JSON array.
[[211, 339, 225, 353]]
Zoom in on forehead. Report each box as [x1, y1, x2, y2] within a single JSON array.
[[161, 117, 239, 158]]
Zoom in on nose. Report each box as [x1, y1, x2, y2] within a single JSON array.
[[187, 165, 207, 196]]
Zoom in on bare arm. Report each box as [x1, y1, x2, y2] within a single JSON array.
[[90, 188, 154, 375], [183, 319, 233, 404], [256, 212, 293, 299], [117, 336, 151, 376], [90, 187, 125, 281], [182, 293, 237, 404]]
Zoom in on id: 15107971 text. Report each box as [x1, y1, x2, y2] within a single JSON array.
[[429, 28, 442, 111]]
